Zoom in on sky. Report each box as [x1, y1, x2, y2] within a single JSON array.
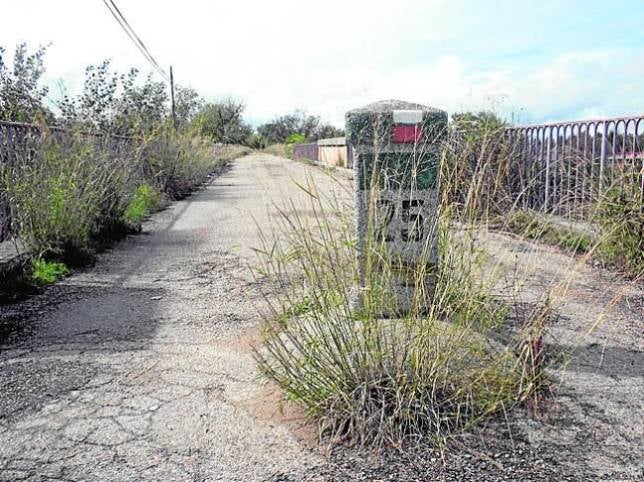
[[2, 0, 644, 127]]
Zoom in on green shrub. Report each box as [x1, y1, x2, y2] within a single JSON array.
[[596, 179, 644, 278], [285, 133, 307, 157], [123, 184, 162, 223], [32, 259, 69, 284], [2, 134, 110, 259]]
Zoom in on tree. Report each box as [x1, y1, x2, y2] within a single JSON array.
[[174, 86, 203, 129], [191, 99, 252, 144], [114, 70, 168, 134], [59, 61, 169, 135], [257, 110, 343, 144], [314, 123, 344, 140], [0, 43, 51, 123]]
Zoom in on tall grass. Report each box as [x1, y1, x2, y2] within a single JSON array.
[[595, 174, 643, 278], [253, 124, 554, 448], [0, 125, 246, 266], [1, 129, 137, 261]]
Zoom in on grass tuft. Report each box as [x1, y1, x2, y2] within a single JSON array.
[[123, 184, 162, 224], [253, 152, 553, 449], [31, 259, 69, 284]]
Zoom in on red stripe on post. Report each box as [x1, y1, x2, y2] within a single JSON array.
[[393, 125, 422, 143]]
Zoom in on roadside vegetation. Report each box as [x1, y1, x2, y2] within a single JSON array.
[[594, 177, 643, 278], [254, 109, 641, 450], [445, 111, 642, 279], [31, 259, 69, 284], [0, 43, 249, 298], [254, 126, 555, 450]]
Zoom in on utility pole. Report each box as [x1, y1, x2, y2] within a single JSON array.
[[170, 65, 177, 130]]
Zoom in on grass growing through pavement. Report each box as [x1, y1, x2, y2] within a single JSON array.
[[501, 209, 595, 254], [254, 137, 554, 449]]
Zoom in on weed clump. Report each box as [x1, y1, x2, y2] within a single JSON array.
[[31, 259, 69, 284], [595, 177, 644, 278], [254, 166, 551, 449], [123, 184, 162, 224]]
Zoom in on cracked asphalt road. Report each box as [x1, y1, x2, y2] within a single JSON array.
[[1, 153, 642, 481], [0, 154, 341, 481]]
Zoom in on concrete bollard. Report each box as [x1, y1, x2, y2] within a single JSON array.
[[346, 100, 448, 316]]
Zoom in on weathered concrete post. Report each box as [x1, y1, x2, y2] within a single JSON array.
[[346, 100, 448, 316]]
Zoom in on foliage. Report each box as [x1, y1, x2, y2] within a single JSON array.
[[257, 110, 343, 144], [245, 133, 267, 149], [445, 111, 512, 217], [123, 184, 163, 223], [284, 133, 307, 157], [1, 131, 135, 260], [0, 43, 51, 123], [285, 133, 306, 145], [596, 177, 644, 278], [0, 43, 251, 294], [174, 85, 204, 129], [190, 99, 253, 144], [31, 259, 69, 284], [58, 60, 168, 136], [141, 126, 242, 198]]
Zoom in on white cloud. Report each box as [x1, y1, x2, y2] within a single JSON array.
[[1, 0, 643, 127]]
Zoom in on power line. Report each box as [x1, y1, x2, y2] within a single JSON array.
[[106, 0, 168, 80], [100, 0, 169, 81]]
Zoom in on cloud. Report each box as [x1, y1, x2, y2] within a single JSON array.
[[2, 0, 643, 127]]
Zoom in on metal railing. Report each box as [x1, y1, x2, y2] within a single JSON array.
[[292, 142, 319, 162], [506, 114, 644, 217]]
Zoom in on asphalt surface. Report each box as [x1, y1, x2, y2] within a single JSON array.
[[1, 153, 642, 481], [0, 155, 342, 481]]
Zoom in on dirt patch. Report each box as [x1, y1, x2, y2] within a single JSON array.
[[243, 382, 320, 451]]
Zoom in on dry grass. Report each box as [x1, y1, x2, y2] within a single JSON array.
[[252, 125, 557, 449]]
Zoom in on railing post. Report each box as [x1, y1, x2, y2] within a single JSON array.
[[544, 127, 551, 211], [599, 121, 607, 193]]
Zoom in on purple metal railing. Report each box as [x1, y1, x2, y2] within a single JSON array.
[[505, 114, 644, 217], [292, 142, 319, 162]]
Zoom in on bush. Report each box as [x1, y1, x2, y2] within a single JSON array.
[[1, 132, 126, 260], [284, 133, 306, 157], [254, 165, 550, 448], [31, 259, 69, 284], [123, 184, 163, 224], [596, 178, 644, 278]]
